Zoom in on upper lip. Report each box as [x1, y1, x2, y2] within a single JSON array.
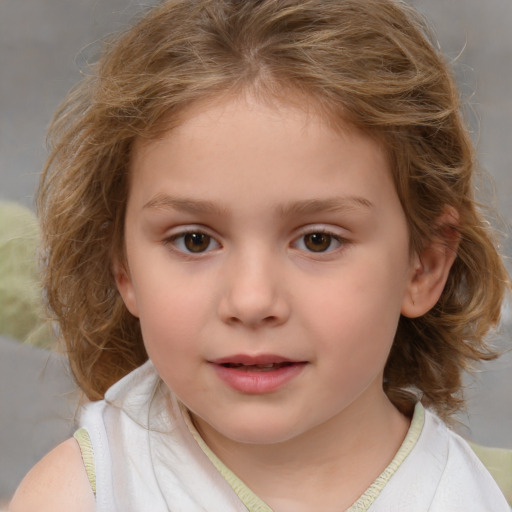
[[210, 354, 304, 365]]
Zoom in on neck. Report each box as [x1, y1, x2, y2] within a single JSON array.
[[193, 387, 410, 512]]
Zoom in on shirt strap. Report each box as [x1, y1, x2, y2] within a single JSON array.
[[348, 402, 425, 511], [73, 427, 97, 496], [180, 403, 274, 512]]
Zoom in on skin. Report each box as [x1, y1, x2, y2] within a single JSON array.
[[10, 94, 456, 511], [9, 438, 95, 511]]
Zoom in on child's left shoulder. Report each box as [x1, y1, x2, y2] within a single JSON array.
[[367, 405, 510, 511], [424, 410, 510, 510]]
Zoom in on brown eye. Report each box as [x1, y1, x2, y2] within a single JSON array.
[[183, 233, 212, 253], [303, 233, 333, 252], [167, 230, 220, 255]]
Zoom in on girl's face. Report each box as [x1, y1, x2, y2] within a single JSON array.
[[117, 95, 416, 445]]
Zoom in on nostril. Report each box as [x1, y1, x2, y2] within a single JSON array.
[[225, 314, 279, 328], [218, 286, 290, 327]]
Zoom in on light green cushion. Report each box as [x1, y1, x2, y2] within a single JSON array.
[[471, 442, 512, 505], [0, 201, 53, 348]]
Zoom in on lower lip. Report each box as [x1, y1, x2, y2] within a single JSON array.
[[211, 363, 306, 394]]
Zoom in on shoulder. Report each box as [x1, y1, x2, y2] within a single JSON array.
[[424, 411, 510, 511], [372, 406, 509, 511], [8, 438, 95, 512]]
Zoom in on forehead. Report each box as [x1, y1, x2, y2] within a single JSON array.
[[131, 90, 388, 172], [125, 94, 404, 239]]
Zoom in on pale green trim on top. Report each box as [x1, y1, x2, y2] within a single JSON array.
[[348, 402, 425, 512], [180, 403, 274, 512], [182, 402, 424, 512], [74, 428, 97, 496], [70, 401, 424, 510]]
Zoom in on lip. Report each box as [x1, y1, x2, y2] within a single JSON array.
[[209, 354, 307, 394], [211, 353, 299, 366]]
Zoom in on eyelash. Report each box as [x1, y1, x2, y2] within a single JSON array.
[[164, 227, 348, 256], [164, 230, 220, 255], [292, 229, 347, 254]]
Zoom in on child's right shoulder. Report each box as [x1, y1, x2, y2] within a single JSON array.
[[8, 437, 95, 512]]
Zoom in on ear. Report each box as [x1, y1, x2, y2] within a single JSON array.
[[401, 208, 460, 318], [113, 261, 140, 318]]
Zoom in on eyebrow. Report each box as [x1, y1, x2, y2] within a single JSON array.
[[143, 194, 228, 215], [143, 194, 373, 216], [277, 197, 373, 216]]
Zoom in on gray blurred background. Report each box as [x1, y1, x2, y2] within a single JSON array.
[[0, 0, 511, 504]]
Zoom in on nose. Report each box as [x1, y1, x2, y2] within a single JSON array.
[[218, 250, 290, 328]]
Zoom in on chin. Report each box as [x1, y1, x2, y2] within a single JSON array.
[[210, 416, 307, 446]]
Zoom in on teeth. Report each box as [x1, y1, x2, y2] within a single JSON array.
[[223, 362, 288, 371], [248, 364, 276, 372]]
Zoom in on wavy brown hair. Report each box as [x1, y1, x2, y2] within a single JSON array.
[[38, 0, 509, 419]]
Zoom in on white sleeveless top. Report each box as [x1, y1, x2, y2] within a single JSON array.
[[77, 360, 509, 511]]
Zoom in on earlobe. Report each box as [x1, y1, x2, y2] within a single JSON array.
[[401, 208, 460, 318], [113, 261, 140, 318]]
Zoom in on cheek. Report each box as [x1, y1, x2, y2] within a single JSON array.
[[134, 272, 212, 372], [138, 289, 197, 346], [305, 254, 407, 364], [138, 302, 200, 394]]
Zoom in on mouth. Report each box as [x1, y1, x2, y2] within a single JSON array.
[[209, 355, 307, 393], [218, 362, 297, 372], [210, 354, 305, 368]]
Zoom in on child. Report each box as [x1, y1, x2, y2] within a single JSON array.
[[9, 0, 510, 510]]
